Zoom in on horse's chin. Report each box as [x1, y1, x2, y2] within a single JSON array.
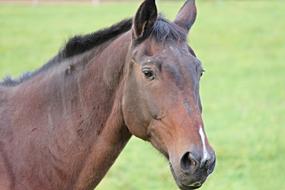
[[178, 184, 202, 190], [169, 163, 204, 190]]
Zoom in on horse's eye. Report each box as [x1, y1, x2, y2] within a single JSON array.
[[200, 69, 205, 77], [142, 68, 155, 80]]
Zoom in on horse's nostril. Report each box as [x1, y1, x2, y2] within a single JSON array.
[[180, 152, 199, 173], [206, 157, 216, 175]]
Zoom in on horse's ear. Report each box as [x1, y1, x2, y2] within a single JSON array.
[[174, 0, 197, 33], [132, 0, 157, 41]]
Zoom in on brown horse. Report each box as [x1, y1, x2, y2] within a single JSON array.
[[0, 0, 215, 190]]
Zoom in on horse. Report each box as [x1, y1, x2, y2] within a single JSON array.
[[0, 0, 216, 189]]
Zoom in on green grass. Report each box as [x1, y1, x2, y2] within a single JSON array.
[[1, 1, 285, 190]]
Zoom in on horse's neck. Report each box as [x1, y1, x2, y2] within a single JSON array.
[[70, 32, 133, 189], [8, 32, 132, 190]]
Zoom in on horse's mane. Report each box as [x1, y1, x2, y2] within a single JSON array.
[[0, 16, 186, 87]]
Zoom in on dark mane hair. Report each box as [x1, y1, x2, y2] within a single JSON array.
[[1, 16, 186, 87]]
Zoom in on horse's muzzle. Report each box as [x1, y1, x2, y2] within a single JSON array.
[[170, 149, 216, 190]]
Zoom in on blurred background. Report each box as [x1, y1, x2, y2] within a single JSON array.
[[0, 0, 284, 190]]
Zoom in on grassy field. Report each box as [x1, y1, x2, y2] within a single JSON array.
[[0, 1, 285, 190]]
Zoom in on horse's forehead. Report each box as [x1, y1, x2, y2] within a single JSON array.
[[154, 44, 196, 66], [167, 44, 189, 55], [137, 41, 198, 70]]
